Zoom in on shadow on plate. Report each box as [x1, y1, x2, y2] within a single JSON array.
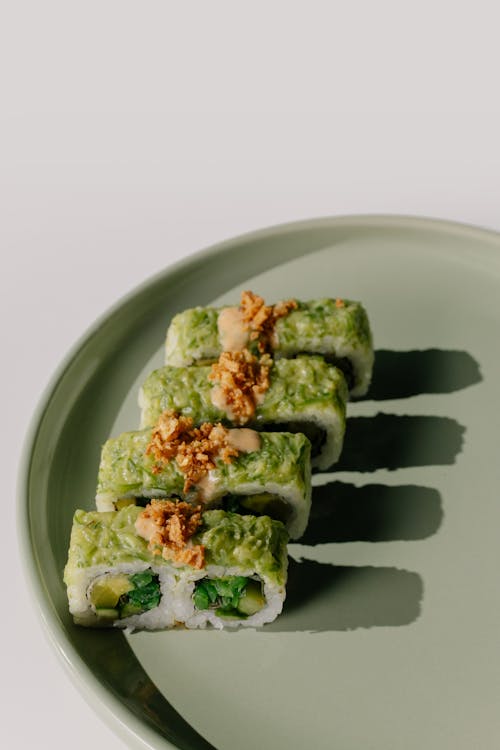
[[364, 349, 482, 401], [332, 413, 465, 473], [266, 558, 423, 633], [302, 481, 443, 544]]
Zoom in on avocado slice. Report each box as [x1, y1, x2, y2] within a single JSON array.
[[89, 574, 134, 609]]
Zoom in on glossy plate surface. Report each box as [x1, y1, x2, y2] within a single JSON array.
[[19, 216, 500, 749]]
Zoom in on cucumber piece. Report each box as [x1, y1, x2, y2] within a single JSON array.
[[95, 607, 119, 620], [215, 607, 242, 618], [237, 581, 265, 616], [120, 602, 145, 619]]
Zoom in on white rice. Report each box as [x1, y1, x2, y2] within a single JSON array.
[[171, 563, 287, 630], [67, 561, 177, 631]]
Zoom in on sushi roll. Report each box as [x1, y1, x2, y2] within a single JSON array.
[[165, 291, 374, 397], [139, 355, 348, 470], [95, 414, 311, 539], [167, 508, 289, 630], [63, 505, 178, 630], [64, 502, 289, 631]]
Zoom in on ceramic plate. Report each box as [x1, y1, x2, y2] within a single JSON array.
[[19, 216, 500, 749]]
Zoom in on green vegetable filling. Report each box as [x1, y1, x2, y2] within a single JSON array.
[[193, 576, 265, 618], [90, 570, 161, 620]]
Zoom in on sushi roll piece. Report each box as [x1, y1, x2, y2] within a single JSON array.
[[63, 505, 178, 630], [64, 502, 289, 631], [135, 501, 289, 630], [165, 291, 374, 397], [139, 355, 348, 470], [96, 414, 311, 539], [173, 510, 288, 629]]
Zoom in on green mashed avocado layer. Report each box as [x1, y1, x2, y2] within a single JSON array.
[[140, 355, 348, 430], [165, 298, 373, 370], [64, 506, 288, 590], [96, 429, 311, 508], [64, 505, 158, 582], [274, 298, 372, 353]]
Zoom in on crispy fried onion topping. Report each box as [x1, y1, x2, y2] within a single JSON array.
[[239, 290, 297, 352], [146, 410, 239, 492], [208, 349, 272, 424], [135, 499, 205, 568]]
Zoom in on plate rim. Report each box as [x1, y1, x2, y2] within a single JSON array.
[[17, 213, 500, 750]]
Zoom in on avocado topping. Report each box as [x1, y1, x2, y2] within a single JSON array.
[[193, 576, 265, 618], [89, 570, 161, 620]]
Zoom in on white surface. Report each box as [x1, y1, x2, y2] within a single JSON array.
[[3, 1, 500, 747]]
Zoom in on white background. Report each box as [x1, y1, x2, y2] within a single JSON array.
[[2, 1, 500, 748]]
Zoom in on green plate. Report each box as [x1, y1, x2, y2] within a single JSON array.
[[19, 216, 500, 749]]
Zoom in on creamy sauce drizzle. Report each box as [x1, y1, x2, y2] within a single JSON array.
[[135, 513, 157, 543], [195, 430, 259, 501], [226, 428, 261, 453], [184, 429, 260, 501], [210, 385, 235, 420], [196, 472, 219, 502], [217, 307, 249, 352], [210, 384, 267, 422]]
